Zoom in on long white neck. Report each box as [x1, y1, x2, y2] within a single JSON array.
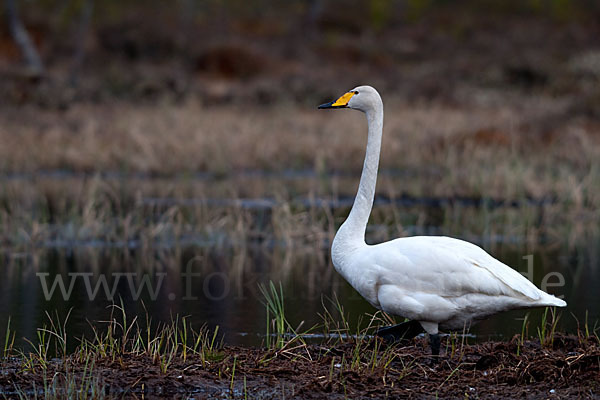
[[332, 106, 384, 265]]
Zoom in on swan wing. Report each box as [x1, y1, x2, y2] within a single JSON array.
[[432, 236, 543, 300], [372, 236, 546, 301]]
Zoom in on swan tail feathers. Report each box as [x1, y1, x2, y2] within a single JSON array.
[[536, 294, 566, 307]]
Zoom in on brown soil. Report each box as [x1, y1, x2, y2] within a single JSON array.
[[1, 334, 598, 399]]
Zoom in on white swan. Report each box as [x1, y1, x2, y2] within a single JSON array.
[[318, 85, 566, 355]]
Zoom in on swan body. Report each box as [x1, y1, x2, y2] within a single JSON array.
[[319, 86, 566, 348]]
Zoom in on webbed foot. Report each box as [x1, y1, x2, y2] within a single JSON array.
[[376, 320, 425, 343]]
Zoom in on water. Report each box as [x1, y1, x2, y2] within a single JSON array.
[[1, 241, 597, 351], [1, 172, 598, 350]]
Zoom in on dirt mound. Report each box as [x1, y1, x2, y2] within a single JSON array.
[[1, 334, 598, 399]]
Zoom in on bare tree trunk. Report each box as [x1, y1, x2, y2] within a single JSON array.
[[302, 0, 324, 40], [4, 0, 44, 77], [70, 0, 94, 85], [306, 0, 324, 28]]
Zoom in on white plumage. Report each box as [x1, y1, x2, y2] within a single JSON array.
[[319, 85, 566, 351]]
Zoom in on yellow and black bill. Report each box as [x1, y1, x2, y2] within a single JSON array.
[[318, 91, 356, 109]]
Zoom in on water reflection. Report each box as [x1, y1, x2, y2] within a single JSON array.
[[1, 241, 597, 351]]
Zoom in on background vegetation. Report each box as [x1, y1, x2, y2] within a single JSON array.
[[1, 0, 599, 348], [1, 1, 600, 397]]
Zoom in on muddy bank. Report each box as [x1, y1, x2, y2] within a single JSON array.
[[1, 334, 598, 399]]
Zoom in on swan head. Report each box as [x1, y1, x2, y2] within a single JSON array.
[[318, 85, 382, 113]]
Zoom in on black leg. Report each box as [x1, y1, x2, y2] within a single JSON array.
[[430, 333, 440, 357], [376, 320, 425, 343]]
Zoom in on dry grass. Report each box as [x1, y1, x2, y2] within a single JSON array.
[[0, 93, 599, 266], [1, 95, 600, 247], [2, 93, 600, 190]]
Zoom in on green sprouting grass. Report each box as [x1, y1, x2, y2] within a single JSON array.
[[319, 295, 353, 345], [2, 304, 231, 398], [0, 273, 592, 398], [259, 281, 287, 349], [13, 352, 105, 400], [0, 296, 596, 398], [517, 313, 530, 356], [42, 309, 72, 359], [538, 307, 561, 348], [230, 355, 237, 394], [3, 316, 15, 358]]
